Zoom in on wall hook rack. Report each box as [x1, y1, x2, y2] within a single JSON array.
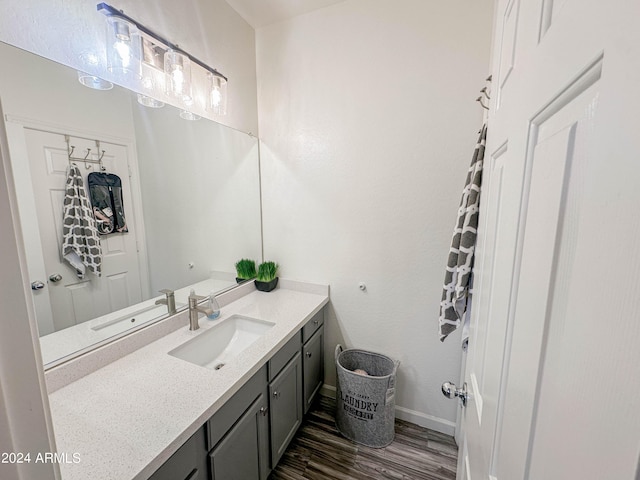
[[476, 96, 489, 110], [65, 135, 107, 171]]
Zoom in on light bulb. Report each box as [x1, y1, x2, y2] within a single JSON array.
[[211, 87, 221, 107], [114, 40, 131, 69], [206, 72, 227, 115], [105, 16, 141, 77], [171, 68, 184, 95], [164, 50, 192, 103]]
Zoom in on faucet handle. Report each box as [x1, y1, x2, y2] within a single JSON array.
[[159, 289, 174, 296]]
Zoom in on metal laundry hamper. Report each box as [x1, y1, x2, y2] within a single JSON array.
[[334, 345, 399, 448]]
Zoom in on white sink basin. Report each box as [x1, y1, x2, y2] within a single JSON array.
[[168, 315, 275, 370]]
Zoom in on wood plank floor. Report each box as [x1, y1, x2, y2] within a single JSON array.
[[269, 396, 458, 480]]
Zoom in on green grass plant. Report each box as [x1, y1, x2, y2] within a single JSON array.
[[256, 261, 278, 282], [235, 258, 257, 279]]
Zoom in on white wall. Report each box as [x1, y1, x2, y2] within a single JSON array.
[[0, 0, 258, 133], [131, 103, 263, 292], [257, 0, 494, 432], [0, 42, 137, 139]]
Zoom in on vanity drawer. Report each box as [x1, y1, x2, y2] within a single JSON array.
[[302, 310, 324, 344], [148, 425, 207, 480], [207, 364, 267, 450], [268, 332, 301, 382]]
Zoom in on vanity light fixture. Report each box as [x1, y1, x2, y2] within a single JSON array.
[[97, 3, 228, 115], [179, 110, 201, 121], [77, 52, 113, 90], [77, 71, 114, 90], [137, 94, 164, 108], [164, 49, 192, 103], [207, 72, 227, 115], [104, 15, 142, 77]]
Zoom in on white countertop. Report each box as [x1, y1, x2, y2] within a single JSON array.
[[40, 276, 237, 366], [48, 283, 329, 480]]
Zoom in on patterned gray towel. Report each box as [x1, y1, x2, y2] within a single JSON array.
[[439, 125, 486, 343], [62, 164, 102, 279]]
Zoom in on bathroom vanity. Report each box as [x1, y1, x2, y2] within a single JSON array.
[[152, 310, 324, 480], [46, 281, 328, 480]]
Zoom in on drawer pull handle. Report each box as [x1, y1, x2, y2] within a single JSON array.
[[313, 320, 319, 325], [185, 468, 199, 480], [306, 352, 312, 358], [260, 406, 268, 416], [273, 391, 280, 399]]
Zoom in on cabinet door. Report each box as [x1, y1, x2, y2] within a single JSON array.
[[303, 325, 324, 414], [269, 351, 302, 467], [148, 426, 207, 480], [210, 393, 270, 480]]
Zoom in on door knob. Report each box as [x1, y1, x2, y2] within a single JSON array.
[[49, 273, 63, 283], [441, 381, 469, 407], [31, 281, 45, 291], [306, 351, 312, 358]]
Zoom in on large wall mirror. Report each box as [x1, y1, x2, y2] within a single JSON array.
[[0, 41, 263, 368]]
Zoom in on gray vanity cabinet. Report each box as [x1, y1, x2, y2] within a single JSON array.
[[301, 309, 325, 414], [269, 351, 303, 467], [209, 393, 270, 480], [302, 325, 324, 413], [149, 307, 327, 480], [148, 425, 208, 480], [206, 365, 269, 480]]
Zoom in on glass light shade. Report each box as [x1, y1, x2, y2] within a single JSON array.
[[164, 50, 192, 104], [77, 71, 113, 90], [206, 72, 227, 115], [137, 94, 164, 108], [105, 16, 142, 77], [179, 110, 201, 121], [79, 52, 100, 68]]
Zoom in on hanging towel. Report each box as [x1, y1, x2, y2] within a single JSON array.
[[439, 125, 486, 345], [62, 164, 102, 279]]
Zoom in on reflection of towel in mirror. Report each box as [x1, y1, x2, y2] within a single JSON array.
[[62, 164, 102, 279]]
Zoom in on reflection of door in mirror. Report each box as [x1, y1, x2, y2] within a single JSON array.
[[0, 40, 263, 368], [19, 129, 145, 335]]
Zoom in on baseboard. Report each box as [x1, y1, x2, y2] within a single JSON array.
[[394, 406, 456, 436], [319, 384, 456, 437], [320, 384, 336, 398]]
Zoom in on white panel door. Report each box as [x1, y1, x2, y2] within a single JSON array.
[[458, 1, 640, 479], [24, 129, 143, 332]]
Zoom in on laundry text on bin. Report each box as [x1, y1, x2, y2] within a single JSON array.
[[341, 392, 379, 420]]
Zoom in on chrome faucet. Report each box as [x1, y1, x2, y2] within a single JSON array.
[[155, 289, 177, 315], [188, 293, 213, 331]]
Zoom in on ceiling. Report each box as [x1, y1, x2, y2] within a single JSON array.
[[224, 0, 347, 28]]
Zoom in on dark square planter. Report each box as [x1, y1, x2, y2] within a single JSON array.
[[255, 277, 278, 292]]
